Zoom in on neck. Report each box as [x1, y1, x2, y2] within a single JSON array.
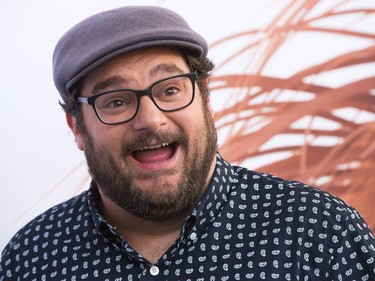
[[99, 190, 187, 233], [97, 189, 187, 263]]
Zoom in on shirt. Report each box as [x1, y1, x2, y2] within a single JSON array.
[[1, 154, 375, 280]]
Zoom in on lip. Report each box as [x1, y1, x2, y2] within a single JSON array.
[[130, 142, 180, 171]]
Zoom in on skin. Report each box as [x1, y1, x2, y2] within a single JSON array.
[[66, 47, 217, 263]]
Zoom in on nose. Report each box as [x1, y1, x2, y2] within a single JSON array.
[[132, 96, 167, 132]]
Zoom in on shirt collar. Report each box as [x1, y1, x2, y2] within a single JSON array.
[[87, 186, 118, 238], [88, 185, 144, 260], [186, 153, 238, 235]]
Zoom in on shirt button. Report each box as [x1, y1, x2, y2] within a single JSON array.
[[190, 232, 197, 240], [149, 265, 159, 276]]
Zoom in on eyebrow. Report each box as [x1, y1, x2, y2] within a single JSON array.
[[149, 63, 185, 77], [92, 76, 127, 94], [91, 63, 186, 94]]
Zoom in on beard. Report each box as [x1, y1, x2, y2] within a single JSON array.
[[82, 106, 217, 222]]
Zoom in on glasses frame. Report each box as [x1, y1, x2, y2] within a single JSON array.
[[78, 72, 198, 125]]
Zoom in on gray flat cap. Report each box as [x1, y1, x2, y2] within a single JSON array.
[[53, 6, 208, 103]]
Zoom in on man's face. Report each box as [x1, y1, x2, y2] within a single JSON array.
[[68, 47, 217, 221]]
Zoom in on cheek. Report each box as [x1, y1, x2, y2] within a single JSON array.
[[81, 114, 124, 152], [173, 92, 208, 122], [171, 109, 207, 137]]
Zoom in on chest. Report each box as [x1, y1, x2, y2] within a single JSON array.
[[19, 219, 324, 280]]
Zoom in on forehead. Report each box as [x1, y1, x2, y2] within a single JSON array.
[[86, 47, 188, 77], [79, 47, 191, 95], [80, 47, 190, 95]]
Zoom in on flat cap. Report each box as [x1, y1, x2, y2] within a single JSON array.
[[53, 6, 208, 103]]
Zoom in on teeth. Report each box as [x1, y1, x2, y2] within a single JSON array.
[[139, 142, 170, 151]]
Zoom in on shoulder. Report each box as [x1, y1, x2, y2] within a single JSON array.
[[232, 164, 364, 225], [233, 165, 375, 277], [1, 190, 91, 258]]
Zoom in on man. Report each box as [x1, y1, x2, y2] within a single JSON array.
[[1, 6, 374, 280]]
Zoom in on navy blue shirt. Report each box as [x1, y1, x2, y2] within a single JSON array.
[[1, 154, 375, 280]]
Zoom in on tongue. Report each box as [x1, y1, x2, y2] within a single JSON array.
[[133, 146, 174, 164]]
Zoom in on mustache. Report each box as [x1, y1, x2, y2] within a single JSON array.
[[121, 130, 188, 154]]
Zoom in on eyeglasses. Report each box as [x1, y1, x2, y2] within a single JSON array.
[[78, 72, 197, 125]]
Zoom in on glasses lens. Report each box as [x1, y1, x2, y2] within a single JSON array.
[[151, 75, 194, 111], [95, 90, 137, 124]]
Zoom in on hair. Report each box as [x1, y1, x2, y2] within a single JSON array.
[[60, 51, 215, 130]]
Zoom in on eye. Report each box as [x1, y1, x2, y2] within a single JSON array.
[[153, 80, 184, 100], [164, 87, 179, 96], [107, 98, 128, 108], [101, 97, 130, 109], [96, 91, 135, 113]]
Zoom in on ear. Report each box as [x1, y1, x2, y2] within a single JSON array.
[[66, 114, 85, 151]]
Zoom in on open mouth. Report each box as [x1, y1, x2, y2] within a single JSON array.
[[132, 142, 177, 164]]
